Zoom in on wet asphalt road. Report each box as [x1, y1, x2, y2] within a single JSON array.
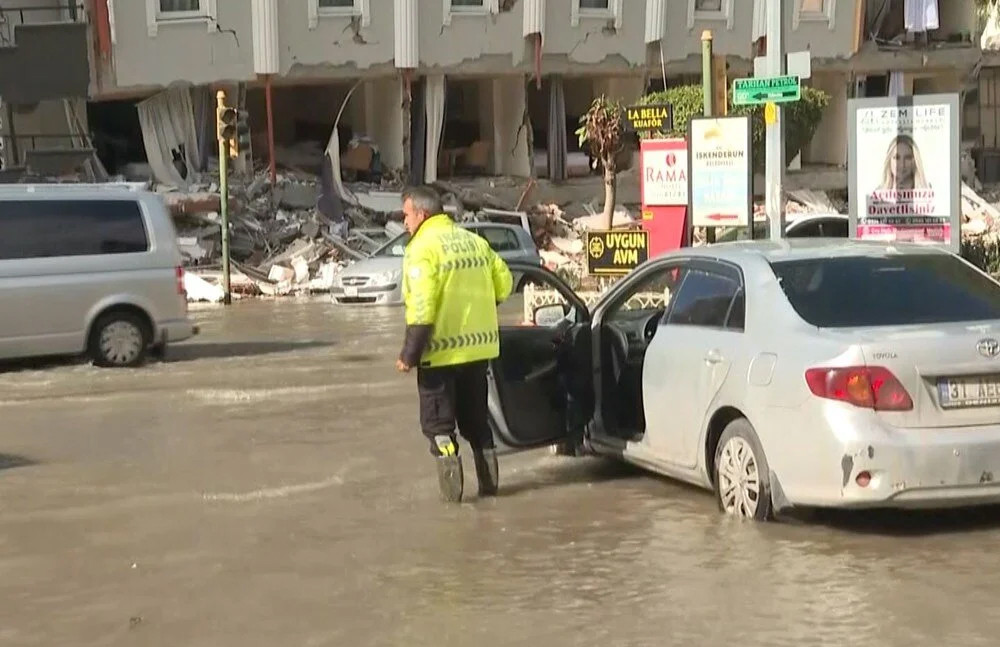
[[2, 298, 1000, 646]]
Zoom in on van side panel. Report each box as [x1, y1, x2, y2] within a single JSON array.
[[0, 190, 193, 362], [0, 263, 173, 359]]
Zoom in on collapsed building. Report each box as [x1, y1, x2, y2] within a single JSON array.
[[2, 1, 1000, 297]]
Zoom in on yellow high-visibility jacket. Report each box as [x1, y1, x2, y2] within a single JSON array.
[[402, 214, 513, 368]]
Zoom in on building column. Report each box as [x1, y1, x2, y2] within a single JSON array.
[[492, 77, 530, 178]]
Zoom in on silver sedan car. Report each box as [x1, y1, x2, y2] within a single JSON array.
[[331, 222, 542, 305], [486, 239, 1000, 521]]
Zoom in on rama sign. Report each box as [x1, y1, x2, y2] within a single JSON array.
[[640, 138, 688, 207]]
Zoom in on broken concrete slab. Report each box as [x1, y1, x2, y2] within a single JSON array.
[[276, 182, 319, 210], [183, 271, 225, 303], [268, 265, 295, 284], [162, 192, 224, 217], [353, 191, 403, 214]]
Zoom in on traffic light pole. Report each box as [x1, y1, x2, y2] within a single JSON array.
[[216, 90, 232, 305]]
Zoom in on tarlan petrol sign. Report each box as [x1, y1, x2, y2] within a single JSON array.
[[732, 75, 801, 106], [586, 230, 650, 276]]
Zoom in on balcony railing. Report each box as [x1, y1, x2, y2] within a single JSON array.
[[0, 3, 84, 48], [0, 133, 89, 168]]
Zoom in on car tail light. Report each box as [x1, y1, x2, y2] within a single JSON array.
[[175, 266, 186, 296], [805, 366, 913, 411]]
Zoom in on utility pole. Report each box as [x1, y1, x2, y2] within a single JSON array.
[[765, 0, 786, 241], [701, 30, 716, 244], [701, 30, 714, 117]]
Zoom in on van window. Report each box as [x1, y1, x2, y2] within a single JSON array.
[[0, 199, 150, 260]]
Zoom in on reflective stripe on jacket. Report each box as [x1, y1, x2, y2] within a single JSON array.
[[402, 214, 513, 368]]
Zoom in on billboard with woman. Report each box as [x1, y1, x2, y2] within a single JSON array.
[[847, 94, 961, 253]]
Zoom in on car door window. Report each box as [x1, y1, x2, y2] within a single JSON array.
[[611, 265, 687, 315], [725, 287, 745, 331], [666, 268, 741, 328], [788, 220, 822, 238], [470, 226, 521, 253], [825, 219, 848, 237]]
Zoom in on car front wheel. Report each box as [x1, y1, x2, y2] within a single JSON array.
[[714, 418, 773, 521]]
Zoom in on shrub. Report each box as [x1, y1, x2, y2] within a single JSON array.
[[961, 236, 1000, 277], [637, 84, 831, 172]]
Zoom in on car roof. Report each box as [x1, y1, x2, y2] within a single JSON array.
[[0, 183, 150, 197], [671, 238, 954, 265]]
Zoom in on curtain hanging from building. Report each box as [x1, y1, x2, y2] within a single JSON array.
[[189, 86, 213, 172], [644, 0, 666, 44], [751, 0, 766, 43], [136, 86, 202, 188], [318, 126, 348, 238], [904, 0, 939, 33], [424, 74, 446, 184], [547, 76, 567, 182]]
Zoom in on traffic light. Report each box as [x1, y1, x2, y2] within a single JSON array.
[[217, 105, 237, 155], [231, 110, 250, 160]]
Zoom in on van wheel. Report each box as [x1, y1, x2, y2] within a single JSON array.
[[88, 312, 150, 368], [713, 418, 773, 521]]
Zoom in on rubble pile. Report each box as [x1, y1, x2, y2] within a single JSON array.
[[169, 169, 406, 302], [962, 183, 1000, 240], [164, 164, 871, 303]]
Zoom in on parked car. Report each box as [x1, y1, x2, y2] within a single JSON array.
[[487, 239, 1000, 521], [330, 222, 543, 305], [716, 214, 849, 242], [0, 184, 198, 368]]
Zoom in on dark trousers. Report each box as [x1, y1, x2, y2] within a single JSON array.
[[417, 360, 493, 456]]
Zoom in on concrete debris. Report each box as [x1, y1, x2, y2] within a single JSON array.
[[576, 206, 637, 231], [183, 271, 225, 303], [962, 182, 1000, 241], [167, 167, 408, 301]]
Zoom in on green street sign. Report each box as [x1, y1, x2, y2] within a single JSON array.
[[732, 76, 801, 106]]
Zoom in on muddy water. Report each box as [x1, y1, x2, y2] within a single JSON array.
[[0, 297, 998, 646]]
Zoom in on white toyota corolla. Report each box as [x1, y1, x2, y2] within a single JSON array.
[[485, 239, 1000, 521]]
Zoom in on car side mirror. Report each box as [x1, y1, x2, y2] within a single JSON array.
[[532, 303, 570, 327]]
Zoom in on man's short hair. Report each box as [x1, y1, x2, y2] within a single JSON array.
[[402, 185, 444, 217]]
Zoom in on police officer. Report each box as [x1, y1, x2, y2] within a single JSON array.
[[395, 186, 513, 503]]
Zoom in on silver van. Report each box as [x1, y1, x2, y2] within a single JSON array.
[[0, 185, 198, 368]]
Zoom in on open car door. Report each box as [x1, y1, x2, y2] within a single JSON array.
[[488, 262, 592, 454]]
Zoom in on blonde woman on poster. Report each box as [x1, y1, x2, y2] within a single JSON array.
[[876, 134, 931, 193]]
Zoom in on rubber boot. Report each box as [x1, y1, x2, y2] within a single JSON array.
[[434, 435, 463, 503], [473, 447, 499, 497]]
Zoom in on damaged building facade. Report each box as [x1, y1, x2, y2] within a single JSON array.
[[0, 0, 992, 188], [0, 0, 90, 179]]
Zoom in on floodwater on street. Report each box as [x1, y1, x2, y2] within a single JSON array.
[[1, 297, 1000, 646]]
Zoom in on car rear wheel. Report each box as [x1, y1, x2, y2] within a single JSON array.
[[714, 418, 773, 521], [88, 312, 150, 368]]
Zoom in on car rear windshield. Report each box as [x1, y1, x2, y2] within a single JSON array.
[[770, 254, 1000, 327]]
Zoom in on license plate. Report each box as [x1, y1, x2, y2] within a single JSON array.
[[344, 286, 358, 297], [938, 374, 1000, 409]]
